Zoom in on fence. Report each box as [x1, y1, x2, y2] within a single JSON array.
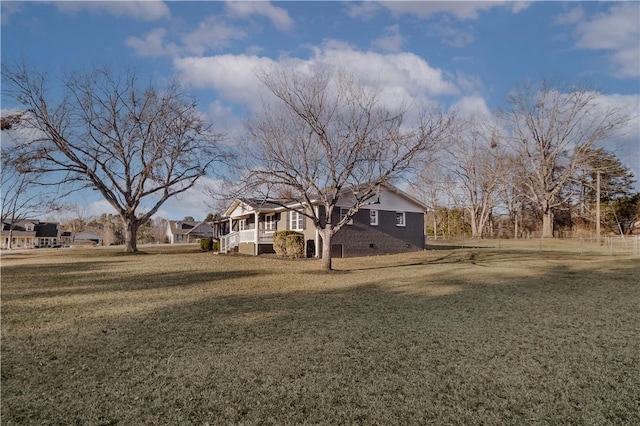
[[427, 235, 640, 257]]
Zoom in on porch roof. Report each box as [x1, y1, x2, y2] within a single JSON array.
[[224, 198, 290, 218]]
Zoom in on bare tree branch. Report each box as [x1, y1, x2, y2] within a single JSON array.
[[232, 66, 453, 270], [2, 63, 226, 252], [502, 78, 631, 238]]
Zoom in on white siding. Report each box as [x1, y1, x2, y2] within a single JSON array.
[[228, 203, 253, 218], [335, 187, 424, 213]]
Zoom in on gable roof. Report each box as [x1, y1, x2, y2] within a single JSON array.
[[35, 222, 60, 238], [378, 183, 429, 212], [167, 220, 213, 236], [1, 220, 60, 238], [2, 219, 39, 232], [223, 182, 428, 217]]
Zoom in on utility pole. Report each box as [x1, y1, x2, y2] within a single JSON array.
[[596, 170, 601, 245]]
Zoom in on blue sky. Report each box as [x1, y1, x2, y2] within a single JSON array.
[[2, 1, 639, 220]]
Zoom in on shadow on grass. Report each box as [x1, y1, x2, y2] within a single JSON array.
[[424, 243, 473, 250], [2, 260, 270, 300], [2, 252, 639, 425]]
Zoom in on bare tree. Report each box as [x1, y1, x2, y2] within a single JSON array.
[[237, 67, 454, 270], [408, 165, 452, 241], [496, 153, 528, 239], [503, 79, 630, 238], [59, 204, 94, 243], [446, 117, 507, 238], [0, 145, 59, 249], [2, 63, 224, 252]]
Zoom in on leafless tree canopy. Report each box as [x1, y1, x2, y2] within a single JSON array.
[[237, 66, 454, 269], [2, 63, 224, 252], [503, 79, 631, 238], [445, 116, 508, 238], [1, 146, 61, 249]]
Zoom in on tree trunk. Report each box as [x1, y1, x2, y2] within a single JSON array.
[[123, 217, 139, 252], [541, 203, 554, 238], [319, 227, 333, 271], [470, 209, 481, 238]]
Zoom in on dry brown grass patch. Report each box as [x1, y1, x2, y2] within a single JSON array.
[[2, 245, 639, 424]]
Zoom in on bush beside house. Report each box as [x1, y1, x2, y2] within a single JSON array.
[[273, 231, 304, 258]]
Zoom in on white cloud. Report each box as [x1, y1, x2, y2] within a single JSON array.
[[225, 1, 294, 31], [126, 18, 246, 58], [85, 199, 118, 217], [156, 177, 225, 219], [449, 96, 492, 118], [125, 28, 179, 58], [173, 43, 460, 113], [173, 54, 275, 106], [372, 25, 405, 52], [344, 1, 382, 20], [380, 1, 531, 20], [1, 1, 23, 25], [564, 3, 640, 78], [54, 1, 170, 21], [555, 6, 585, 25], [180, 16, 247, 56], [428, 18, 476, 47], [208, 100, 244, 141], [594, 93, 640, 186]]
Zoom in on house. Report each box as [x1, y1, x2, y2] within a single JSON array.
[[166, 220, 214, 244], [220, 183, 427, 258], [72, 232, 103, 246], [1, 220, 61, 249]]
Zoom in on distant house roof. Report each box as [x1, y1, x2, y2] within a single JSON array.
[[74, 232, 102, 242], [168, 220, 214, 236], [1, 220, 60, 238], [2, 219, 39, 232], [35, 222, 60, 238]]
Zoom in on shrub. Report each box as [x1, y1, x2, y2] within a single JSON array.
[[286, 234, 305, 258], [213, 240, 220, 252], [273, 231, 303, 258], [200, 238, 213, 251]]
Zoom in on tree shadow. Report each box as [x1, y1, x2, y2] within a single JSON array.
[[2, 254, 639, 425], [2, 260, 271, 300]]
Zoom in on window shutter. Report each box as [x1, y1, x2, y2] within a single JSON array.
[[286, 211, 289, 230], [302, 210, 306, 230]]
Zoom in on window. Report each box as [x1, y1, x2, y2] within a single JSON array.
[[290, 211, 304, 230], [396, 212, 406, 227], [369, 209, 378, 226], [340, 208, 353, 225], [264, 214, 276, 232], [239, 219, 248, 231]]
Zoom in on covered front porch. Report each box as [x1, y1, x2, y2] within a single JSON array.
[[220, 228, 275, 254], [220, 201, 278, 254]]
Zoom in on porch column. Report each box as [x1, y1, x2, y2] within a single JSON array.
[[314, 206, 320, 258], [228, 217, 233, 233], [254, 211, 259, 256]]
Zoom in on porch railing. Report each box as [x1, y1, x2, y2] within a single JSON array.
[[220, 229, 275, 253]]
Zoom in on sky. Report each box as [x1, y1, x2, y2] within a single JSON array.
[[1, 1, 639, 221]]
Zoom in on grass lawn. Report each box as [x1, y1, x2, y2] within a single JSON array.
[[1, 245, 639, 425]]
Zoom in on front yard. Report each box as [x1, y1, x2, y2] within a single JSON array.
[[1, 245, 638, 424]]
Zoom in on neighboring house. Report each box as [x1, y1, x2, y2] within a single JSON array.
[[61, 231, 72, 245], [220, 183, 427, 258], [166, 220, 214, 244], [73, 232, 103, 246], [1, 220, 61, 249]]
